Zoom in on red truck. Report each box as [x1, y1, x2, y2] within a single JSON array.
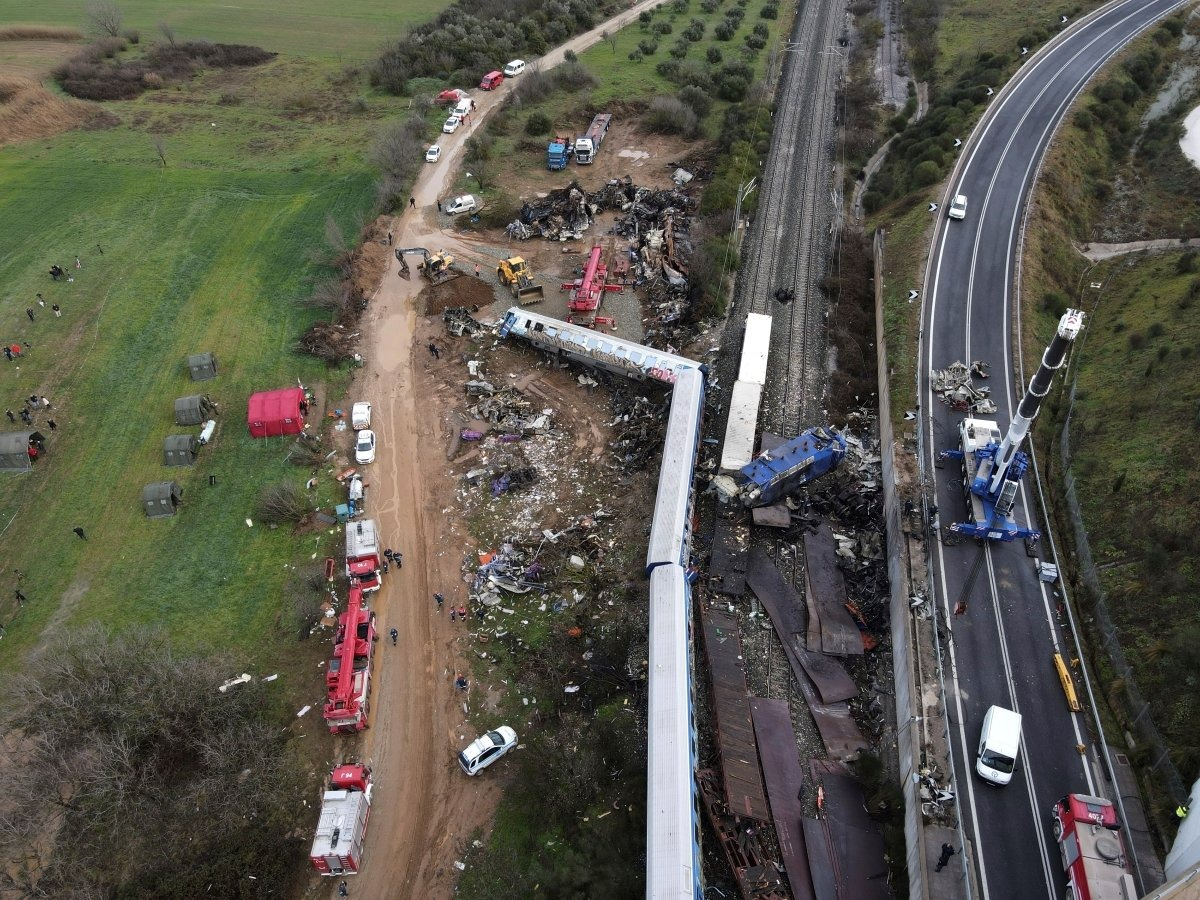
[[345, 518, 383, 592], [1051, 793, 1136, 900], [309, 764, 372, 876], [323, 583, 376, 733]]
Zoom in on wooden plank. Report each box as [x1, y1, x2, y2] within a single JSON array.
[[750, 698, 815, 900], [803, 522, 864, 656], [702, 609, 771, 822]]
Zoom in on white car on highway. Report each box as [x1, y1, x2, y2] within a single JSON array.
[[442, 115, 462, 134], [948, 194, 968, 220], [458, 726, 518, 775], [354, 429, 376, 465], [425, 145, 442, 163]]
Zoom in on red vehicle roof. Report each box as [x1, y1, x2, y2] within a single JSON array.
[[247, 387, 306, 437]]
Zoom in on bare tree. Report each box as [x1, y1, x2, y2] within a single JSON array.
[[603, 29, 618, 54], [255, 482, 313, 525], [152, 135, 166, 167], [86, 0, 123, 37], [158, 21, 177, 46]]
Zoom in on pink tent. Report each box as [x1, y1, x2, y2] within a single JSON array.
[[247, 388, 306, 438]]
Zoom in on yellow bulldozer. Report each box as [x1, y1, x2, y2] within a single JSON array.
[[496, 257, 545, 304]]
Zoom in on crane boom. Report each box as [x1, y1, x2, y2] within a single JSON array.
[[988, 308, 1085, 493]]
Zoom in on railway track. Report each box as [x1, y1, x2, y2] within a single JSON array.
[[734, 0, 844, 435]]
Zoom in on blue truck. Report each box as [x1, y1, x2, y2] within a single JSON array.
[[547, 134, 572, 170]]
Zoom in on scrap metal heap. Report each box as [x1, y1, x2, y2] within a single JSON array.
[[931, 360, 996, 414], [504, 177, 698, 336]]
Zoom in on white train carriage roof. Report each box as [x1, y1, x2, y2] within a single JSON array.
[[646, 564, 702, 899], [737, 313, 772, 386], [646, 368, 704, 570], [500, 307, 704, 384]]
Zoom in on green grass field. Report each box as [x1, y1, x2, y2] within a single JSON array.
[[0, 0, 443, 59], [937, 0, 1104, 79], [0, 54, 418, 671]]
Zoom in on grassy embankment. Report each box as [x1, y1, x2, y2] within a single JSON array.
[[0, 19, 440, 679], [0, 0, 426, 60], [1021, 13, 1200, 802]]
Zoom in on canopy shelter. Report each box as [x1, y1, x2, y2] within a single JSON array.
[[247, 387, 307, 438], [143, 481, 183, 518], [188, 352, 218, 381], [163, 434, 198, 467], [0, 430, 45, 472], [175, 394, 215, 425]]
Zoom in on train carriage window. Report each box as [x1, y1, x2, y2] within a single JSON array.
[[529, 320, 538, 330]]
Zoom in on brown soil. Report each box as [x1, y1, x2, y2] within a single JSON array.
[[0, 76, 116, 145]]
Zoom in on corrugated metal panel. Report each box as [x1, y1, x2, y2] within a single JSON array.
[[719, 380, 763, 473], [737, 313, 772, 386]]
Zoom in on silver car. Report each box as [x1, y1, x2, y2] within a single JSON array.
[[457, 726, 518, 775]]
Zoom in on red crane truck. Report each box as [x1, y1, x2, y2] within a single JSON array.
[[323, 583, 376, 733], [1051, 793, 1136, 900], [309, 763, 373, 876], [345, 518, 383, 592], [562, 245, 622, 329]]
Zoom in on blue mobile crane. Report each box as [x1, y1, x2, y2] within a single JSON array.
[[939, 308, 1085, 541]]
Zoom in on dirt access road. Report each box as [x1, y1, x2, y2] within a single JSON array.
[[333, 2, 671, 897]]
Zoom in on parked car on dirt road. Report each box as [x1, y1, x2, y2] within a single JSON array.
[[444, 195, 477, 216], [442, 115, 462, 134], [458, 726, 518, 775], [355, 429, 376, 465], [425, 145, 442, 163]]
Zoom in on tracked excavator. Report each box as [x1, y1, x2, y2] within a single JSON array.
[[395, 247, 459, 283]]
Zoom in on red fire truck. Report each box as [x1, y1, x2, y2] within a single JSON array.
[[323, 583, 376, 733], [345, 518, 383, 591], [309, 764, 372, 876], [1051, 793, 1136, 900]]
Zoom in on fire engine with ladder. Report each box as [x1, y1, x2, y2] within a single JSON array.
[[309, 763, 373, 876], [1052, 793, 1135, 900], [562, 244, 622, 329], [323, 582, 377, 733]]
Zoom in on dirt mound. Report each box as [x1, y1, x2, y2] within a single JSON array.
[[0, 76, 116, 145], [0, 25, 82, 41], [422, 274, 500, 315]]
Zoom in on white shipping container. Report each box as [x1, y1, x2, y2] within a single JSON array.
[[738, 313, 773, 386], [720, 380, 763, 473]]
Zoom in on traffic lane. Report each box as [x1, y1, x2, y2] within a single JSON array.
[[939, 567, 1059, 900]]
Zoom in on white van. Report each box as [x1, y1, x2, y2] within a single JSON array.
[[976, 706, 1022, 785], [503, 59, 526, 77], [453, 97, 474, 118]]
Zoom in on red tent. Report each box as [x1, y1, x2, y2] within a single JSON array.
[[247, 388, 307, 438]]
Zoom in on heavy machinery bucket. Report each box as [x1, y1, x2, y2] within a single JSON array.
[[514, 283, 545, 304]]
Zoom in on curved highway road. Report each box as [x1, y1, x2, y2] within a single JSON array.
[[920, 1, 1185, 897]]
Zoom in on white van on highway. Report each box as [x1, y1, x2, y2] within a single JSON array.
[[976, 705, 1022, 785]]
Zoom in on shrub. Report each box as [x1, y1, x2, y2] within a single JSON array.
[[638, 39, 659, 55], [122, 28, 139, 44], [645, 96, 699, 135], [911, 160, 941, 185], [700, 0, 719, 11], [715, 73, 748, 99], [652, 21, 673, 35], [752, 23, 768, 38], [714, 22, 735, 41], [1175, 251, 1197, 274], [1147, 322, 1166, 338], [628, 49, 643, 62], [669, 42, 689, 59], [1128, 331, 1146, 350], [724, 7, 745, 25], [1042, 291, 1067, 317], [556, 60, 597, 91], [564, 49, 577, 62], [744, 33, 766, 50], [683, 20, 705, 41], [526, 111, 551, 135], [760, 4, 779, 18], [671, 0, 689, 10], [639, 10, 653, 25], [706, 46, 723, 64], [678, 84, 713, 117], [514, 69, 555, 104], [656, 59, 681, 79]]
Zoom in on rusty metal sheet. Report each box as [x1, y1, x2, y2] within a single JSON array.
[[802, 817, 839, 900], [803, 522, 864, 656], [750, 698, 815, 900], [710, 519, 748, 597], [746, 547, 858, 704], [702, 609, 771, 822], [751, 503, 792, 528], [808, 761, 892, 900]]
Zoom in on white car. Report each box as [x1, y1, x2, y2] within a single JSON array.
[[947, 194, 968, 220], [425, 145, 442, 163], [444, 194, 477, 216], [503, 59, 526, 77], [351, 401, 372, 430], [442, 115, 462, 134], [458, 726, 518, 776], [354, 429, 376, 465]]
